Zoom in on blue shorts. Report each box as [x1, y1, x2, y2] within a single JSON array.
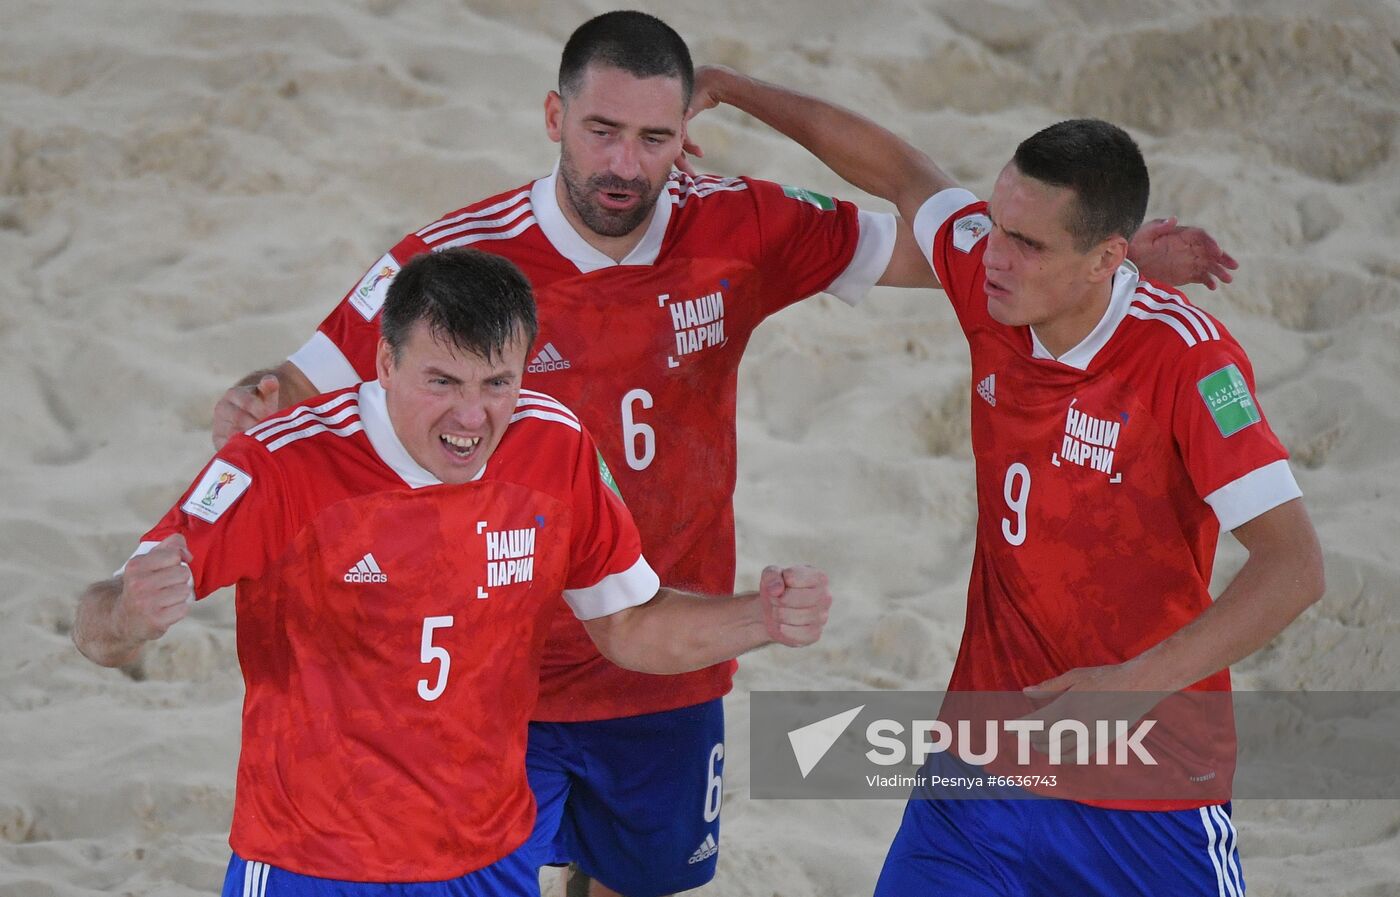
[[522, 698, 725, 897], [875, 775, 1246, 896], [220, 844, 537, 897]]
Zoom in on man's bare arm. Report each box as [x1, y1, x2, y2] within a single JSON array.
[[583, 565, 830, 675], [688, 65, 1238, 291], [1029, 498, 1324, 696], [688, 65, 952, 239], [73, 535, 195, 667], [211, 360, 318, 449]]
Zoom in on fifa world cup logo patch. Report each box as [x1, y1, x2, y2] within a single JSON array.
[[201, 472, 238, 507]]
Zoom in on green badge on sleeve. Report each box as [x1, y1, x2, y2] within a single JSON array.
[[781, 184, 836, 211], [597, 450, 623, 500], [1197, 364, 1262, 437]]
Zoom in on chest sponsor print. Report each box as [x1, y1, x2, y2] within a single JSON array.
[[474, 518, 541, 598], [1051, 399, 1127, 483], [659, 281, 728, 367]]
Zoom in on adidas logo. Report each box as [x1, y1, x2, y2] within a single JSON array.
[[687, 833, 718, 865], [527, 342, 571, 373], [976, 373, 997, 407], [344, 553, 387, 584]]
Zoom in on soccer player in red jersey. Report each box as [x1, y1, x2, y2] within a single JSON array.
[[690, 67, 1325, 895], [71, 249, 832, 897], [208, 14, 1237, 897]]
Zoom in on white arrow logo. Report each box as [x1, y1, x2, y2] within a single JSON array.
[[787, 705, 864, 778]]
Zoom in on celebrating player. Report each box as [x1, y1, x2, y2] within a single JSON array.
[[689, 67, 1325, 895], [71, 248, 831, 897], [208, 12, 1238, 897]]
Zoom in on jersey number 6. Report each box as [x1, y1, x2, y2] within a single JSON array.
[[417, 615, 454, 702], [621, 388, 656, 471]]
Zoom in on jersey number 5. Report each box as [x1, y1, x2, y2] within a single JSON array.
[[1001, 463, 1030, 546], [417, 615, 454, 702]]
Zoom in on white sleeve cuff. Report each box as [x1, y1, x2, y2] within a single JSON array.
[[564, 555, 662, 621], [288, 331, 362, 393], [912, 188, 979, 262], [1204, 459, 1303, 531], [113, 540, 161, 577], [825, 210, 898, 306]]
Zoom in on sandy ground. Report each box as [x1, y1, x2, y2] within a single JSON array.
[[2, 1, 1398, 894]]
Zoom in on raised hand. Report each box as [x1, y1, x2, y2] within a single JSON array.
[[212, 373, 280, 449], [1128, 217, 1239, 290]]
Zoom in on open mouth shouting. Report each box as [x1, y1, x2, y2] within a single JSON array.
[[440, 432, 482, 462]]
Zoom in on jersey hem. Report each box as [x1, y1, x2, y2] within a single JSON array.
[[1204, 459, 1301, 531], [826, 210, 898, 305], [531, 674, 734, 722], [913, 188, 980, 263]]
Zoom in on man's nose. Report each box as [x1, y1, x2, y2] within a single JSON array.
[[449, 396, 488, 431], [609, 139, 642, 181]]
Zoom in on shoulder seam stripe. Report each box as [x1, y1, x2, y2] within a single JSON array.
[[266, 420, 365, 453], [435, 216, 537, 250], [251, 403, 360, 443], [516, 395, 576, 418], [415, 190, 531, 238], [1132, 294, 1213, 342], [1127, 304, 1198, 346], [246, 392, 357, 437], [510, 409, 581, 431], [1138, 281, 1220, 340], [420, 202, 533, 245]]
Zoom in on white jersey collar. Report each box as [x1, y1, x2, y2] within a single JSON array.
[[530, 162, 672, 273], [1030, 261, 1140, 370], [358, 381, 487, 488]]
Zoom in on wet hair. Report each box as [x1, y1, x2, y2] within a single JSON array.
[[1011, 119, 1149, 251], [381, 249, 537, 363], [559, 11, 693, 106]]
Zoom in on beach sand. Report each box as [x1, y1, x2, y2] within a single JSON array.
[[2, 1, 1398, 893]]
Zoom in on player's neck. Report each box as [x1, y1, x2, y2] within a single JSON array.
[[1030, 280, 1115, 360], [554, 176, 655, 263]]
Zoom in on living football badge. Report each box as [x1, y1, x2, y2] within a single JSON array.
[[1051, 398, 1125, 482]]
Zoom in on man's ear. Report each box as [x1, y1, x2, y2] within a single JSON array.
[[375, 337, 395, 384], [545, 90, 564, 144], [1089, 235, 1130, 283]]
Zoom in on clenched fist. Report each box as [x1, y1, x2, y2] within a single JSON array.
[[115, 533, 195, 643], [757, 564, 831, 647]]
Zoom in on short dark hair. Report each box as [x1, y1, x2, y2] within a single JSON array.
[[559, 11, 693, 106], [1012, 119, 1149, 251], [381, 249, 537, 364]]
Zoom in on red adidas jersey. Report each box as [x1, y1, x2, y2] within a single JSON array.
[[289, 169, 896, 720], [913, 189, 1302, 808], [131, 383, 658, 881]]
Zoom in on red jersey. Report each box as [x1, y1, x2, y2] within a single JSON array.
[[913, 189, 1302, 808], [131, 383, 658, 881], [288, 168, 896, 720]]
